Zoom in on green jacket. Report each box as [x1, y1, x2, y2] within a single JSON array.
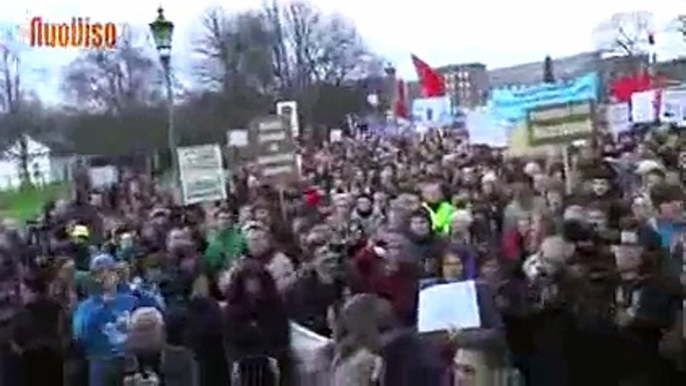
[[422, 201, 455, 235], [203, 227, 246, 273]]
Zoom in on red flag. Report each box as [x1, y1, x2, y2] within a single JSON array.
[[394, 79, 409, 118], [411, 54, 446, 97], [610, 71, 653, 103]]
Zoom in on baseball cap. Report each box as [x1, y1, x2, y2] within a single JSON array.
[[90, 253, 116, 272]]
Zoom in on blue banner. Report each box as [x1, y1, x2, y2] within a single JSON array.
[[488, 73, 599, 123]]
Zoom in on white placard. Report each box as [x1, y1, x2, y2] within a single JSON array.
[[631, 90, 658, 123], [88, 166, 117, 188], [606, 103, 630, 136], [227, 130, 248, 147], [418, 280, 481, 333], [177, 144, 227, 205], [679, 152, 686, 170], [329, 129, 342, 142], [660, 89, 686, 127], [276, 101, 299, 137]]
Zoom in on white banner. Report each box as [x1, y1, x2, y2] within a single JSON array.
[[177, 144, 227, 205], [631, 90, 659, 124], [660, 89, 686, 127]]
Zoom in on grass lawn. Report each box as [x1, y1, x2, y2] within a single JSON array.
[[0, 183, 70, 223]]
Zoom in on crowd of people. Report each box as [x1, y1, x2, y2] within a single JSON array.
[[0, 126, 685, 386]]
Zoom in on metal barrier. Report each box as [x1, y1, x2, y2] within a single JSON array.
[[230, 356, 280, 386]]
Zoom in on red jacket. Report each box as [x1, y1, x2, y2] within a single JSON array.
[[350, 246, 419, 321]]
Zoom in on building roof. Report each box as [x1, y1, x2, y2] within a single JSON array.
[[436, 63, 487, 73], [488, 51, 603, 89]]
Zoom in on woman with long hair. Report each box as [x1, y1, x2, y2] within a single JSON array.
[[224, 260, 292, 385]]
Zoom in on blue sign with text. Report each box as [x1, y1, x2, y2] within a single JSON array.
[[488, 73, 599, 123]]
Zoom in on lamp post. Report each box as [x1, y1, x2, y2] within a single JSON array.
[[149, 7, 176, 188]]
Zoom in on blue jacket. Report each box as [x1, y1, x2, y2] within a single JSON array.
[[72, 293, 139, 359]]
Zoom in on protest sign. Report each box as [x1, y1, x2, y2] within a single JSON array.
[[605, 103, 631, 136], [418, 280, 481, 333], [276, 100, 299, 137], [249, 115, 298, 186], [88, 166, 117, 188], [660, 88, 686, 127], [329, 129, 342, 142], [227, 129, 249, 147], [177, 144, 227, 205], [527, 100, 595, 146]]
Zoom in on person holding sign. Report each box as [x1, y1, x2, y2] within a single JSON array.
[[419, 253, 507, 385]]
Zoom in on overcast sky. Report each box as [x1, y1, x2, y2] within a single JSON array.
[[2, 0, 686, 104]]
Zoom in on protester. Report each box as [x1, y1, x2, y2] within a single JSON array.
[[223, 260, 292, 385]]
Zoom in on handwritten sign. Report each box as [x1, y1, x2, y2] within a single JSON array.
[[527, 100, 595, 146], [177, 144, 227, 205], [249, 115, 298, 185]]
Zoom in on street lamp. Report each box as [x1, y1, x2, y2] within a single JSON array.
[[149, 7, 177, 190]]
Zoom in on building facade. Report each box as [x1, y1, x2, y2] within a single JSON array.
[[436, 63, 489, 108]]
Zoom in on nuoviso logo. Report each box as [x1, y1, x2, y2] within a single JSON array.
[[23, 17, 122, 49]]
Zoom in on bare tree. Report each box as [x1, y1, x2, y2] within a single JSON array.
[[61, 28, 162, 113], [674, 15, 686, 40], [593, 11, 654, 56], [0, 28, 43, 184], [263, 0, 292, 96], [283, 1, 321, 91], [191, 1, 384, 130], [194, 7, 277, 96], [282, 2, 381, 87]]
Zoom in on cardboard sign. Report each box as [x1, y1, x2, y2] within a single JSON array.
[[177, 144, 227, 205], [249, 115, 299, 186]]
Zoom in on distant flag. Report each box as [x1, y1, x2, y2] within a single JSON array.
[[411, 54, 446, 97], [394, 79, 409, 119], [647, 30, 657, 64], [647, 31, 655, 45]]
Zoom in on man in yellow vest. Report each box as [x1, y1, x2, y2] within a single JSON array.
[[421, 181, 455, 236]]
